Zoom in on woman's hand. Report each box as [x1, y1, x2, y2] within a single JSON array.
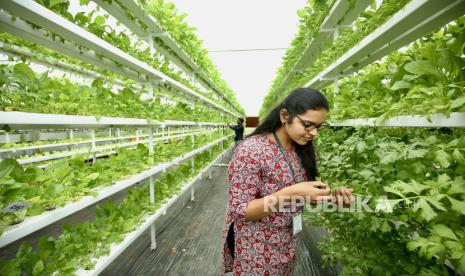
[[245, 182, 353, 221], [331, 187, 354, 206], [288, 181, 332, 204]]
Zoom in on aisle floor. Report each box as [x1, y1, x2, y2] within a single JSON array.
[[101, 166, 319, 276]]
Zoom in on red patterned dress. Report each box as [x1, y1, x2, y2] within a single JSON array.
[[221, 134, 309, 275]]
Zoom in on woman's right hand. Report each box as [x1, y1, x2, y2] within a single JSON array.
[[288, 181, 332, 203], [248, 181, 332, 221]]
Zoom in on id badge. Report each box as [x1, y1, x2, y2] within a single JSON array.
[[292, 213, 302, 235]]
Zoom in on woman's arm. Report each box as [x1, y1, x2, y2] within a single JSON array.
[[245, 181, 333, 221]]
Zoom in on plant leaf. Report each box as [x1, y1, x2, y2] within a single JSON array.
[[431, 224, 458, 240], [404, 60, 441, 79], [413, 198, 437, 221], [448, 196, 465, 215]]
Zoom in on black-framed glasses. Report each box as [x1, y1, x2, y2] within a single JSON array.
[[295, 114, 326, 132]]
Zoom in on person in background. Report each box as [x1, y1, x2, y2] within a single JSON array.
[[220, 88, 353, 275], [227, 118, 245, 146]]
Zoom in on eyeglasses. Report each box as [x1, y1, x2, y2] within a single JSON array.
[[295, 114, 326, 132]]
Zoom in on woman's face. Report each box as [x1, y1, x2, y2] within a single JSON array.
[[282, 108, 328, 145]]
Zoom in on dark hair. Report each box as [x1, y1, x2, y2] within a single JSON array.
[[249, 88, 329, 180], [238, 117, 244, 124]]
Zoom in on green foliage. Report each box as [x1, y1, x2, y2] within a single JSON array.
[[261, 0, 410, 117], [0, 140, 231, 275], [0, 131, 224, 232], [0, 62, 225, 122], [327, 17, 465, 121], [304, 127, 465, 275], [137, 0, 244, 114], [31, 0, 243, 115]]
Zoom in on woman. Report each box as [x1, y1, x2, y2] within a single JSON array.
[[221, 88, 353, 275]]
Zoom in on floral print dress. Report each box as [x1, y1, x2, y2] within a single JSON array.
[[221, 134, 309, 275]]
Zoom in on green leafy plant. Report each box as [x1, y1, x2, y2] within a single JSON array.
[[327, 17, 465, 121], [261, 0, 411, 117], [0, 131, 225, 233], [304, 127, 465, 275], [0, 140, 232, 275], [0, 62, 228, 122], [31, 0, 242, 114]]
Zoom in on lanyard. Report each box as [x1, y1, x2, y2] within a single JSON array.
[[273, 132, 303, 183]]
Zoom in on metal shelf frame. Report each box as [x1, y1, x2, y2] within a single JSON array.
[[16, 129, 214, 165], [0, 111, 226, 130], [0, 128, 204, 156], [305, 0, 465, 89], [276, 0, 371, 93], [74, 143, 233, 276], [0, 134, 233, 248], [0, 0, 241, 117], [0, 0, 239, 269], [331, 112, 465, 128], [92, 0, 242, 115], [0, 41, 223, 110], [0, 41, 101, 79]]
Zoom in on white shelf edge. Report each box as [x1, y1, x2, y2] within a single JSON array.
[[0, 111, 226, 130], [0, 41, 101, 79], [0, 129, 204, 154], [0, 134, 233, 247], [0, 10, 144, 82], [332, 112, 465, 128], [16, 130, 213, 165]]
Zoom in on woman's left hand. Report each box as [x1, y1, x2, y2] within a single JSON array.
[[332, 187, 354, 206]]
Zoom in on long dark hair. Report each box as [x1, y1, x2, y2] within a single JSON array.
[[249, 88, 329, 180]]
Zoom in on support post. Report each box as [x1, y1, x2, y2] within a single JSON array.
[[135, 129, 140, 143], [334, 77, 339, 113], [333, 25, 339, 42], [116, 128, 121, 149], [149, 175, 157, 250], [191, 158, 195, 201], [68, 129, 74, 150], [91, 129, 96, 163], [148, 127, 154, 156]]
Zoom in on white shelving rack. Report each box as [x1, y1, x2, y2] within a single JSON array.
[[92, 0, 242, 115], [75, 143, 234, 276], [305, 0, 465, 90], [16, 130, 211, 165], [296, 0, 465, 128], [0, 41, 102, 80], [0, 0, 242, 118], [0, 111, 226, 163], [0, 0, 240, 272], [0, 134, 233, 248], [332, 112, 465, 128], [0, 111, 197, 130], [0, 41, 207, 110], [0, 129, 204, 157], [275, 0, 371, 94], [299, 2, 465, 273]]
